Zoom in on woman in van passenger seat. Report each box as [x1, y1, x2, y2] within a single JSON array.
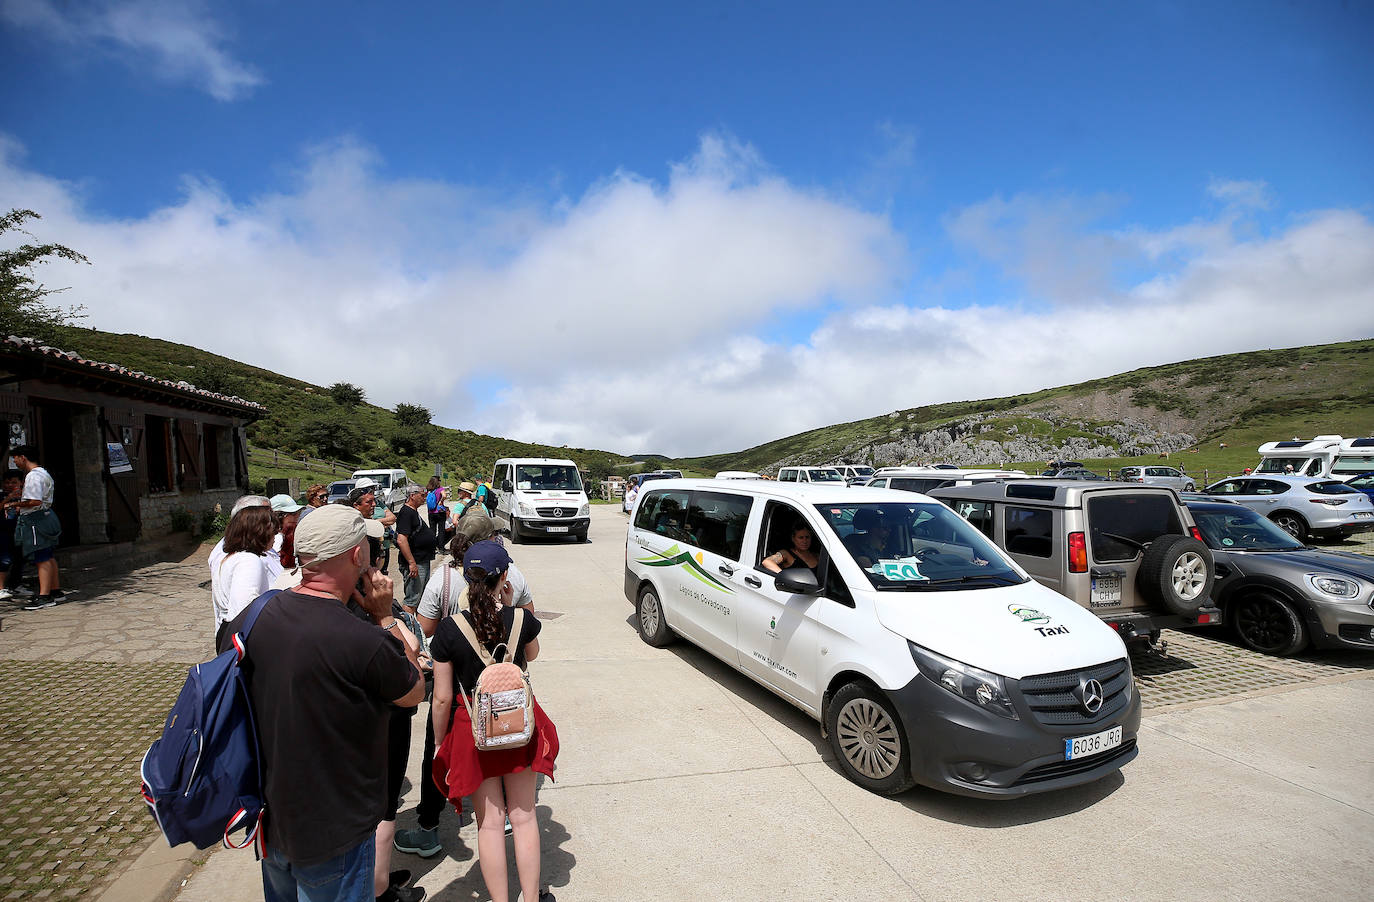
[[762, 523, 821, 578]]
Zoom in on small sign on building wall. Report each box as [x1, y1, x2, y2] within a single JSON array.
[[107, 442, 134, 475]]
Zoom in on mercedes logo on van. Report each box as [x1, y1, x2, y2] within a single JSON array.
[[1078, 678, 1105, 714], [552, 507, 564, 518]]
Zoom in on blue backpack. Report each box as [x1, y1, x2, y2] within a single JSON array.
[[140, 590, 280, 852]]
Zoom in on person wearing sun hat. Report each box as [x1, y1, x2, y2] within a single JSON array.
[[217, 503, 427, 902], [428, 540, 558, 902]]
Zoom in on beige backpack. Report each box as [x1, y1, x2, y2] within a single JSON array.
[[450, 608, 535, 750]]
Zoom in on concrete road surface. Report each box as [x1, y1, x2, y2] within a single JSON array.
[[165, 504, 1374, 902]]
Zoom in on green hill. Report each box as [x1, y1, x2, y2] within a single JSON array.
[[46, 325, 640, 489], [668, 339, 1374, 483]]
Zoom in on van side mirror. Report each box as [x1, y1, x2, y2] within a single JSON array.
[[502, 480, 513, 493], [774, 567, 822, 595]]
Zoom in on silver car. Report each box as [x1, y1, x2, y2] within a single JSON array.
[[1187, 499, 1374, 655], [1201, 475, 1374, 542], [1119, 465, 1195, 492]]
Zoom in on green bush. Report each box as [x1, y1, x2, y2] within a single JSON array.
[[169, 507, 196, 534]]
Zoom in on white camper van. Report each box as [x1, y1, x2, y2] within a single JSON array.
[[1254, 436, 1374, 480], [492, 457, 591, 543]]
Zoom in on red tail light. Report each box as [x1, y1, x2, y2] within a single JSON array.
[[1196, 613, 1212, 624], [1189, 526, 1204, 542], [1068, 531, 1087, 573]]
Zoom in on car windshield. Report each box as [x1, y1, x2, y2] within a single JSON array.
[[814, 502, 1025, 591], [516, 465, 583, 491], [808, 469, 845, 481], [851, 466, 874, 477], [1190, 506, 1303, 551], [1256, 457, 1310, 474], [328, 482, 353, 500]]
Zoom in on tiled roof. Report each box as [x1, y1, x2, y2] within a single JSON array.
[[2, 335, 266, 413]]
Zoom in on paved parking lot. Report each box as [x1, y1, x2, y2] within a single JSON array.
[[2, 506, 1372, 901]]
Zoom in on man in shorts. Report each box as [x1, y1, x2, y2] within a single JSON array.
[[7, 446, 66, 610]]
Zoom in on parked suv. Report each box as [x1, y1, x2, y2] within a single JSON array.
[[776, 466, 846, 484], [1201, 475, 1374, 542], [931, 481, 1221, 647], [1119, 466, 1195, 492]]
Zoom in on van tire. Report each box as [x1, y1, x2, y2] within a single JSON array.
[[635, 585, 673, 647], [1137, 535, 1213, 617], [509, 516, 523, 544], [825, 683, 915, 796]]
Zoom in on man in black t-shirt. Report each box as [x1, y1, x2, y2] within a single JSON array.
[[221, 504, 425, 902], [395, 485, 438, 613]]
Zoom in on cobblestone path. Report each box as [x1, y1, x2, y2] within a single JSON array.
[[0, 549, 211, 901]]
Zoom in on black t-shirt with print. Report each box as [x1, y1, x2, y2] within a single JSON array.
[[221, 590, 418, 866], [395, 504, 438, 563], [430, 606, 541, 696]]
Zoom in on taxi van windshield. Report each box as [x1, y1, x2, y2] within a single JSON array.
[[815, 502, 1025, 591]]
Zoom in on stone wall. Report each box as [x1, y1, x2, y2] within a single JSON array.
[[70, 408, 108, 544], [139, 487, 239, 537]]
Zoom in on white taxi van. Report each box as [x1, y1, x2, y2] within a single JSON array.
[[624, 479, 1141, 797]]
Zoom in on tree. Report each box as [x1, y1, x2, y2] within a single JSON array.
[[328, 382, 367, 407], [0, 209, 89, 340], [195, 360, 239, 395], [289, 411, 368, 462], [391, 402, 433, 455]]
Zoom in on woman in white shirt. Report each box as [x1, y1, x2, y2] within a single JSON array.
[[211, 505, 277, 649]]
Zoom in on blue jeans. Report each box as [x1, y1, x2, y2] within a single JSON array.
[[402, 559, 431, 610], [261, 836, 374, 902]]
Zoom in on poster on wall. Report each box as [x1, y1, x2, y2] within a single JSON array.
[[107, 442, 133, 475]]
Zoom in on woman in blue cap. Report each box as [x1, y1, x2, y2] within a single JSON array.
[[430, 540, 558, 902]]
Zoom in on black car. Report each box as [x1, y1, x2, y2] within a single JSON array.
[[1186, 499, 1374, 655]]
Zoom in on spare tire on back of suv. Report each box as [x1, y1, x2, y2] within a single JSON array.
[[1136, 535, 1213, 617]]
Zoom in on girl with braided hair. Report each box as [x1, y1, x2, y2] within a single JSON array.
[[429, 541, 559, 902]]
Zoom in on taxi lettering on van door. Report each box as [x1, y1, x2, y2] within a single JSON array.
[[635, 544, 735, 594]]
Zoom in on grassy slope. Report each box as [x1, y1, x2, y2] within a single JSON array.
[[47, 326, 640, 486], [671, 339, 1374, 481]]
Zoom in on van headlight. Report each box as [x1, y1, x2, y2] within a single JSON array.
[[1307, 574, 1360, 598], [518, 502, 535, 517], [909, 643, 1017, 720], [578, 503, 590, 517]]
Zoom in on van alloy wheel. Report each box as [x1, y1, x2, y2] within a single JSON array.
[[639, 591, 660, 636], [635, 585, 673, 647], [1171, 551, 1208, 600], [835, 697, 901, 780]]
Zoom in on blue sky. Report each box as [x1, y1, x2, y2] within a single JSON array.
[[2, 1, 1373, 455]]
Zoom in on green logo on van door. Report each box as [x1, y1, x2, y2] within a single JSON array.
[[636, 544, 734, 593]]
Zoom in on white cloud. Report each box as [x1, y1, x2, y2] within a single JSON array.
[[1, 0, 263, 100], [1207, 177, 1273, 210], [4, 135, 1371, 458]]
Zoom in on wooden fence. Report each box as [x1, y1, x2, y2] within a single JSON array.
[[247, 446, 354, 477]]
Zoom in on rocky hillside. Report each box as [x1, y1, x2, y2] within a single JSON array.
[[674, 339, 1374, 475]]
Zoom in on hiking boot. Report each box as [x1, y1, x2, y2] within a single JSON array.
[[393, 826, 441, 858], [24, 596, 56, 610]]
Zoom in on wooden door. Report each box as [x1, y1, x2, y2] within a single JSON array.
[[100, 410, 143, 542], [176, 418, 201, 494]]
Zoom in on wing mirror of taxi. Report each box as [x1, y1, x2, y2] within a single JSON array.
[[775, 567, 822, 595]]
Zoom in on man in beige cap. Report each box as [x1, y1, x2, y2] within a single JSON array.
[[219, 504, 426, 902]]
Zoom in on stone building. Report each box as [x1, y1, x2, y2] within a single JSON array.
[[0, 336, 264, 547]]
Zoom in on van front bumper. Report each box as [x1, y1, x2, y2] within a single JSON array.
[[511, 516, 589, 538], [887, 669, 1142, 798]]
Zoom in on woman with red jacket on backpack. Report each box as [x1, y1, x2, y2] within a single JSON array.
[[430, 541, 558, 902]]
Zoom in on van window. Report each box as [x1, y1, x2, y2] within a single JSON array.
[[636, 489, 694, 543], [756, 501, 851, 606], [1004, 507, 1053, 558], [816, 502, 1021, 591], [891, 477, 948, 494], [516, 464, 582, 492], [951, 500, 995, 539], [1087, 494, 1183, 563], [1332, 456, 1374, 475], [1256, 457, 1308, 474], [688, 491, 753, 560], [778, 469, 797, 482]]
